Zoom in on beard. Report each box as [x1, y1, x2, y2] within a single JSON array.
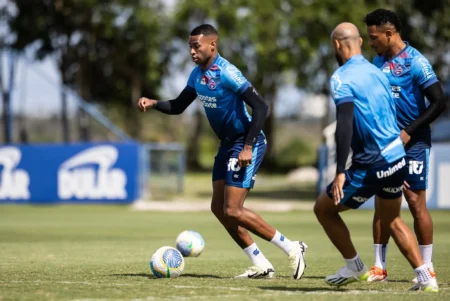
[[335, 53, 344, 66]]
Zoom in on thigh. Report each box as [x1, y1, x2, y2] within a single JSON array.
[[316, 191, 352, 213], [224, 185, 249, 209], [212, 145, 228, 182], [325, 168, 376, 209], [225, 134, 267, 189], [405, 146, 430, 190], [211, 180, 226, 211]]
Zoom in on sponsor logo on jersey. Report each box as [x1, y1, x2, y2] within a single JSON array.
[[376, 158, 406, 179], [330, 74, 342, 99], [383, 65, 390, 73], [417, 57, 434, 81], [198, 94, 217, 108], [226, 65, 246, 87]]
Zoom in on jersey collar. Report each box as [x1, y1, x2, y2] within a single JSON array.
[[385, 41, 410, 62]]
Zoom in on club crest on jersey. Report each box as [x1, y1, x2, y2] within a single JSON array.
[[210, 64, 219, 71], [207, 78, 216, 90], [394, 64, 405, 76]]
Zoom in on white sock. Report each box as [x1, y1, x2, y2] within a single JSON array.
[[345, 253, 365, 273], [270, 230, 292, 254], [414, 264, 433, 283], [243, 243, 270, 266], [419, 244, 434, 271], [374, 244, 388, 270]]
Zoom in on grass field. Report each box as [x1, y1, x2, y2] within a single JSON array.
[[0, 206, 449, 301]]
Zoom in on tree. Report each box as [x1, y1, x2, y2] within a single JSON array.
[[8, 0, 170, 140]]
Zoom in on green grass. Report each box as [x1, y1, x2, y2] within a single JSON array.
[[0, 206, 449, 301]]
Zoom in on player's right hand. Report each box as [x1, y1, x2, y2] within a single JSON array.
[[137, 97, 157, 112]]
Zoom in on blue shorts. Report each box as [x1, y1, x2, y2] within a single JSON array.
[[326, 158, 408, 209], [405, 145, 430, 190], [212, 134, 266, 188]]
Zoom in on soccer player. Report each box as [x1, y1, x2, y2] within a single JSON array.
[[137, 24, 307, 279], [363, 9, 446, 284], [314, 22, 438, 292]]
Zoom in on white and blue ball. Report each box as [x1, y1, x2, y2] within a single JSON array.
[[176, 230, 205, 257], [150, 246, 185, 278]]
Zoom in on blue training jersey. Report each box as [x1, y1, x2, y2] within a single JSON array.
[[373, 42, 438, 147], [185, 54, 258, 142], [330, 54, 405, 169]]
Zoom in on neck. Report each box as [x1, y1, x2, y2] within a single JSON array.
[[385, 39, 406, 60], [342, 50, 361, 65], [200, 52, 218, 70]]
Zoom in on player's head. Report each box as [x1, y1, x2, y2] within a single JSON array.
[[189, 24, 218, 67], [364, 9, 402, 56], [331, 22, 362, 66]]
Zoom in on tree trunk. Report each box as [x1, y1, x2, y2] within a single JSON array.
[[76, 58, 95, 142], [186, 108, 203, 170], [60, 84, 70, 142], [262, 98, 276, 170], [128, 73, 142, 139]]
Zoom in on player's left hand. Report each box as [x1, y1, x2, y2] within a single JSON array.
[[238, 145, 253, 168], [400, 130, 411, 146], [331, 173, 346, 205]]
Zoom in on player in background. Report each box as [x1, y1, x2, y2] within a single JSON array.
[[137, 24, 307, 279], [314, 22, 438, 292], [363, 8, 446, 284]]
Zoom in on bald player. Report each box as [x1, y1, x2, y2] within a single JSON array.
[[314, 23, 438, 292], [138, 24, 307, 279]]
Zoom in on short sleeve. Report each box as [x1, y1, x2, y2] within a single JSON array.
[[411, 56, 438, 90], [221, 64, 250, 94], [330, 73, 354, 106]]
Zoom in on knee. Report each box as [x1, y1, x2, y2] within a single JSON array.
[[223, 206, 243, 220], [406, 195, 426, 217], [314, 198, 332, 220]]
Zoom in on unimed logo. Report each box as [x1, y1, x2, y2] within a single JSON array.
[[58, 146, 127, 199], [0, 147, 30, 199]]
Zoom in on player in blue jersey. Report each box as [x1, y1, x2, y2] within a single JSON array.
[[363, 9, 446, 285], [314, 22, 438, 292], [137, 24, 307, 279]]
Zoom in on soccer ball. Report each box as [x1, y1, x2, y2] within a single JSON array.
[[176, 230, 205, 257], [150, 246, 185, 278]]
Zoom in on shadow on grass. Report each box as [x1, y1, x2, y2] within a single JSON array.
[[111, 273, 223, 279], [258, 286, 356, 292], [384, 279, 411, 283], [197, 188, 316, 201]]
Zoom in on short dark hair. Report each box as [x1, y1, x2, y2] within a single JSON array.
[[363, 8, 402, 32], [190, 24, 218, 36]]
